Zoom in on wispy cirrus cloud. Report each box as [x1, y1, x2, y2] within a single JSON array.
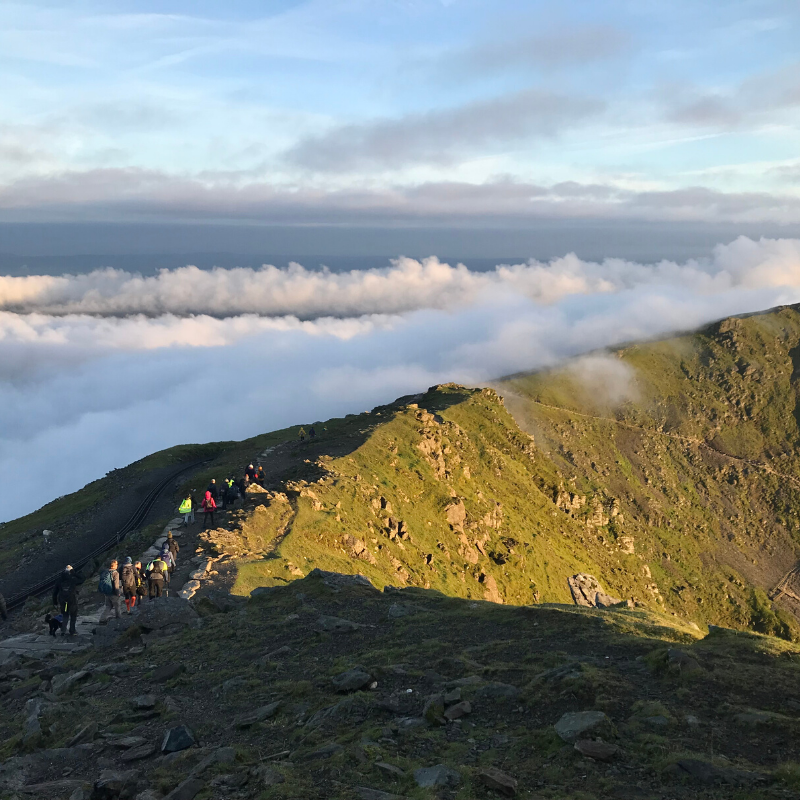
[[449, 24, 633, 74], [284, 88, 605, 172], [662, 60, 800, 129]]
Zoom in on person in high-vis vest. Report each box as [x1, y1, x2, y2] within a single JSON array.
[[179, 494, 193, 525]]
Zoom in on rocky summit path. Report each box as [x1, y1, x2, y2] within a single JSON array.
[[0, 515, 198, 662]]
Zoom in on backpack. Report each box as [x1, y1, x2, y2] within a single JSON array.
[[149, 559, 164, 577], [98, 570, 114, 596], [121, 565, 136, 591]]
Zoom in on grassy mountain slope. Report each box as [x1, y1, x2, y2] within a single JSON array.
[[201, 306, 800, 641], [499, 305, 800, 637]]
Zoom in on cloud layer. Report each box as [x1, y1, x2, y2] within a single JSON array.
[[3, 236, 800, 522], [2, 236, 800, 319], [2, 172, 800, 226]]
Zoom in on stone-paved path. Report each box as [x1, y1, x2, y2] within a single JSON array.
[[0, 515, 197, 661]]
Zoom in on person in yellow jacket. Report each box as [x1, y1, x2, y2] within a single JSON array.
[[179, 494, 193, 525]]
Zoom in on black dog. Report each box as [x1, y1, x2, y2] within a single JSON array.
[[45, 613, 62, 636]]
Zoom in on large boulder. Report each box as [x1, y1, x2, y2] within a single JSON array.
[[161, 725, 197, 754], [568, 574, 621, 608]]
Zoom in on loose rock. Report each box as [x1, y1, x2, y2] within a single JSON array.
[[478, 767, 518, 796], [316, 615, 361, 632], [332, 666, 373, 692], [574, 739, 619, 761], [164, 777, 206, 800], [413, 764, 461, 788], [151, 664, 185, 682], [554, 710, 613, 743], [233, 701, 282, 728], [443, 700, 471, 721]]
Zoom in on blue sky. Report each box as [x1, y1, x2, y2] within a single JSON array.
[[1, 0, 799, 225]]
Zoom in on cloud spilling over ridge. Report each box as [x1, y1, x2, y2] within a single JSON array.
[[2, 236, 800, 523], [3, 236, 800, 319]]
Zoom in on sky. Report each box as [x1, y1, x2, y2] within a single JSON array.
[[1, 0, 799, 226], [3, 1, 800, 526]]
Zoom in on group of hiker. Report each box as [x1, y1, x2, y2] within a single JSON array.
[[178, 462, 268, 530], [24, 458, 270, 635], [48, 531, 181, 634]]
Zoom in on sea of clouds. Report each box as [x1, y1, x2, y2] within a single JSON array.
[[3, 234, 800, 521]]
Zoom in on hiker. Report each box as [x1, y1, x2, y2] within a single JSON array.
[[179, 494, 193, 525], [146, 553, 168, 600], [201, 490, 216, 529], [245, 463, 255, 481], [0, 592, 7, 622], [166, 531, 179, 565], [299, 427, 306, 442], [309, 426, 316, 439], [256, 465, 266, 485], [236, 476, 247, 505], [99, 560, 122, 622], [120, 557, 138, 614], [134, 561, 147, 605], [224, 480, 239, 507], [207, 479, 219, 502], [160, 544, 176, 577], [52, 565, 84, 636]]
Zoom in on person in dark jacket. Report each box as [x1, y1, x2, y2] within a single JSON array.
[[256, 465, 266, 485], [207, 479, 219, 502], [120, 557, 138, 614], [245, 463, 255, 481], [52, 565, 84, 635]]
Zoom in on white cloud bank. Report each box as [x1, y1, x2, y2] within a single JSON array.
[[2, 235, 800, 521], [3, 235, 800, 319]]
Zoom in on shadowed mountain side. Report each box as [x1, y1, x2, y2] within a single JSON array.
[[5, 572, 800, 799]]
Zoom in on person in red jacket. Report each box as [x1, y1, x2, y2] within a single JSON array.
[[201, 490, 216, 529]]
